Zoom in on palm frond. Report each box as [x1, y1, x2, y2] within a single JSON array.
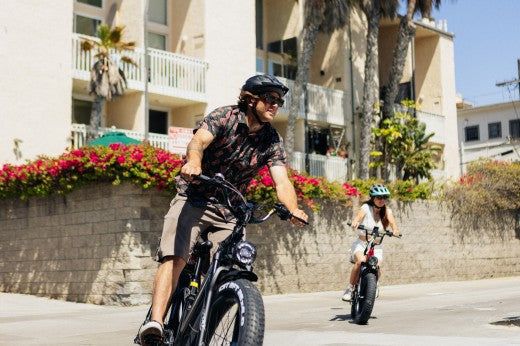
[[109, 25, 124, 44], [96, 24, 111, 42], [120, 56, 138, 67]]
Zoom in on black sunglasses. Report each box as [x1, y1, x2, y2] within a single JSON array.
[[260, 94, 284, 107], [374, 196, 388, 200]]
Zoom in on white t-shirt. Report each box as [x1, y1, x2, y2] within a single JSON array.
[[357, 203, 392, 237]]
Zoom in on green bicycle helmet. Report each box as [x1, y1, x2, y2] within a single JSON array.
[[369, 184, 390, 197]]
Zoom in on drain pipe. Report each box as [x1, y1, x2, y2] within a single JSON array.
[[347, 10, 356, 180]]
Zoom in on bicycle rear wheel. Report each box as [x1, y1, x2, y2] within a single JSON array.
[[203, 279, 265, 345]]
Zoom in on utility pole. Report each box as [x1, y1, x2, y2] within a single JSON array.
[[495, 59, 520, 100]]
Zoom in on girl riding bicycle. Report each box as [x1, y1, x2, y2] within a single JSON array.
[[342, 184, 400, 301]]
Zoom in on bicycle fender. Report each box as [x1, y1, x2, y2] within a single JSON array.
[[217, 269, 258, 284]]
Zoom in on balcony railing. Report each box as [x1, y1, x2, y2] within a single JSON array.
[[72, 124, 347, 182], [291, 152, 348, 182], [277, 77, 346, 126], [71, 124, 169, 150], [72, 33, 208, 101]]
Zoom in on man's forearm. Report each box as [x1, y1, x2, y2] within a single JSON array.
[[186, 139, 204, 165], [276, 182, 299, 213]]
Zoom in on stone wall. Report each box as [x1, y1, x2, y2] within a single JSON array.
[[1, 183, 519, 305]]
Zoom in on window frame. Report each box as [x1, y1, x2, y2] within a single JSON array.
[[148, 0, 168, 26], [75, 0, 104, 9], [73, 12, 103, 36], [464, 125, 480, 142], [509, 119, 520, 138], [487, 122, 502, 139]]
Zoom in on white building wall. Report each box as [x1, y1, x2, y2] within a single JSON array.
[[458, 101, 520, 173], [204, 0, 256, 113], [0, 0, 73, 164]]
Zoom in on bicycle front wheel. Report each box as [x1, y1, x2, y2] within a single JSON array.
[[204, 279, 265, 346]]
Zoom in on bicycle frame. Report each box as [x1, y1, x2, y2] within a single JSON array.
[[136, 173, 307, 345]]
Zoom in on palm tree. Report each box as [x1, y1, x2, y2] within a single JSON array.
[[285, 0, 350, 163], [382, 0, 442, 120], [358, 0, 398, 180], [81, 24, 137, 142], [378, 0, 441, 181]]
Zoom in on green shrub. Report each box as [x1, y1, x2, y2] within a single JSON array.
[[443, 159, 520, 216]]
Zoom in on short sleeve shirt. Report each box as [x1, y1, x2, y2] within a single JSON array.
[[175, 105, 286, 210]]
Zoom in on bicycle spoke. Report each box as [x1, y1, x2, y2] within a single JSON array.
[[209, 303, 239, 345]]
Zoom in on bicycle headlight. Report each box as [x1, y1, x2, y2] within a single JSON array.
[[234, 241, 257, 267], [368, 256, 378, 267]]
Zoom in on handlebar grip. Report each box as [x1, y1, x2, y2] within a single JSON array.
[[292, 215, 309, 225], [192, 174, 211, 182]]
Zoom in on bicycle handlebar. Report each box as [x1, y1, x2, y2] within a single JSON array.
[[347, 222, 402, 238], [192, 174, 308, 225]]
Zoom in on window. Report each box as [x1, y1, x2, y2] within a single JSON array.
[[74, 14, 101, 36], [72, 99, 92, 125], [77, 0, 102, 8], [148, 32, 166, 50], [255, 0, 263, 49], [149, 0, 167, 25], [464, 125, 479, 142], [510, 119, 520, 138], [149, 110, 168, 134], [267, 37, 298, 79], [256, 57, 264, 73], [488, 122, 502, 139]]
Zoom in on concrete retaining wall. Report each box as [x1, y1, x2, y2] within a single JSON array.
[[1, 183, 519, 305]]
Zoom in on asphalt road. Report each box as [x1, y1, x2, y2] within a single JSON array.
[[0, 277, 519, 345]]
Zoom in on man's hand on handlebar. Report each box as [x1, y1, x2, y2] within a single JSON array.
[[290, 208, 308, 227], [181, 162, 202, 181]]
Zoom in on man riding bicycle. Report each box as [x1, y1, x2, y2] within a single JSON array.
[[139, 74, 308, 345]]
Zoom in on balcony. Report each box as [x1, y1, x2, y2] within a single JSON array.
[[71, 124, 348, 182], [276, 77, 346, 126], [72, 33, 208, 103], [291, 152, 348, 182]]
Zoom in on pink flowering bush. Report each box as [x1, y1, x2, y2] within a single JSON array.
[[247, 166, 361, 211], [0, 144, 361, 210], [0, 144, 184, 199]]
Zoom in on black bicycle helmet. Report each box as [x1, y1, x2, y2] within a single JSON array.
[[242, 74, 289, 97], [369, 184, 390, 197]]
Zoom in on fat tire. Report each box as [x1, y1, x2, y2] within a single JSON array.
[[204, 279, 265, 345], [353, 273, 377, 325]]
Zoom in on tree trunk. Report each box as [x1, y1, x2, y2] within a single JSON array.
[[382, 0, 416, 120], [285, 19, 320, 166], [381, 1, 416, 181], [87, 95, 104, 143], [359, 1, 381, 180]]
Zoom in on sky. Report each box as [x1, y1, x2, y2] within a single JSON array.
[[424, 0, 520, 107]]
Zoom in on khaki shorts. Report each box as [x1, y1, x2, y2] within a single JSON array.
[[155, 194, 237, 262]]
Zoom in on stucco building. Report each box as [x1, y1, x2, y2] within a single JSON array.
[[0, 0, 460, 181], [458, 100, 520, 174]]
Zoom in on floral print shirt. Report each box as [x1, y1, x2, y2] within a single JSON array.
[[175, 105, 286, 219]]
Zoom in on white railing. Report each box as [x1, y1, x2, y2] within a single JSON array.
[[291, 151, 348, 182], [277, 77, 346, 126], [72, 33, 208, 101], [71, 124, 169, 150], [148, 48, 207, 101]]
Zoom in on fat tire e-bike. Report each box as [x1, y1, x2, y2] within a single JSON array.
[[135, 173, 308, 345], [347, 223, 401, 325]]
